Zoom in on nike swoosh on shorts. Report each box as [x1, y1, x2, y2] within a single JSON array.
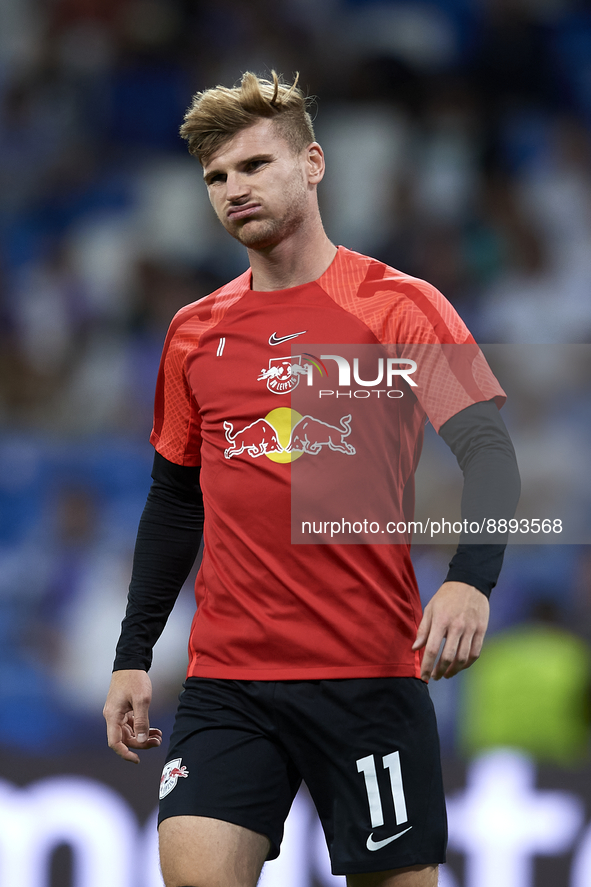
[[366, 826, 413, 851]]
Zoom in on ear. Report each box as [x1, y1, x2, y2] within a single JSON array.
[[305, 142, 325, 185]]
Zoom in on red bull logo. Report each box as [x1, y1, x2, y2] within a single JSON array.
[[287, 415, 355, 455], [223, 409, 356, 461], [223, 418, 283, 459], [159, 758, 189, 800]]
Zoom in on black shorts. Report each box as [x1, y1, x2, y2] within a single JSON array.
[[158, 677, 447, 876]]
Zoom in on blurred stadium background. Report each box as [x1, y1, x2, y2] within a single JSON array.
[[1, 0, 591, 885]]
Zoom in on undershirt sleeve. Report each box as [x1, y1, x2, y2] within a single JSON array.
[[113, 451, 204, 672], [438, 399, 521, 598]]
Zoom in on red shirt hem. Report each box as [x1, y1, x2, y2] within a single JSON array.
[[186, 662, 422, 680]]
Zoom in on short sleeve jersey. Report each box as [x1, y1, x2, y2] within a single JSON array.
[[150, 247, 505, 680]]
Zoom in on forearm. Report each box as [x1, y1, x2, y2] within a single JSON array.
[[113, 454, 204, 671], [439, 400, 521, 597]]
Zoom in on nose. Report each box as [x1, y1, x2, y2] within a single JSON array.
[[225, 171, 249, 203]]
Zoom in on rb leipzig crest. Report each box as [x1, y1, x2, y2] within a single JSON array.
[[159, 758, 189, 799], [258, 354, 310, 394]]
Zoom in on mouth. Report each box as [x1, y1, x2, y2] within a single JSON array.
[[226, 203, 261, 221]]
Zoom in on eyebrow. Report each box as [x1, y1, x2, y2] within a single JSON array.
[[203, 153, 274, 184]]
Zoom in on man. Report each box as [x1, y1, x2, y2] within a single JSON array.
[[104, 72, 519, 887]]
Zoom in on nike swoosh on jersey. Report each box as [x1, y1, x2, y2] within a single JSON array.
[[269, 331, 307, 345], [366, 826, 412, 851]]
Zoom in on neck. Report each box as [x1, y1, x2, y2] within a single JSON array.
[[248, 217, 337, 291]]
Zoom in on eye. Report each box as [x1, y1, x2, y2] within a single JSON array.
[[207, 173, 225, 185], [247, 159, 267, 172]]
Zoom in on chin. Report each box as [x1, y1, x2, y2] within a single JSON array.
[[233, 222, 281, 249], [239, 233, 280, 249], [236, 216, 303, 250]]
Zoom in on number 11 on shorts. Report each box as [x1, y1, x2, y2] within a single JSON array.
[[356, 751, 408, 828]]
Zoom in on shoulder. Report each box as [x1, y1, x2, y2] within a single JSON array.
[[321, 247, 473, 345], [331, 246, 455, 307], [163, 269, 251, 355]]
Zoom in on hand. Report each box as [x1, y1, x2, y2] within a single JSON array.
[[412, 581, 490, 682], [103, 669, 162, 764]]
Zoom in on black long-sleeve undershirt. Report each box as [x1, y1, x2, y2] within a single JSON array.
[[113, 399, 520, 672], [113, 455, 204, 672], [439, 399, 520, 596]]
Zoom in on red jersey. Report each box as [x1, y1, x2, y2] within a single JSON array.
[[150, 247, 504, 680]]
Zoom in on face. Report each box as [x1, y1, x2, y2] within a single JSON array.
[[202, 119, 323, 250]]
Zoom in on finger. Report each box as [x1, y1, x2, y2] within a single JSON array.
[[412, 606, 433, 652], [130, 729, 163, 749], [419, 624, 447, 683], [105, 712, 126, 751], [442, 626, 486, 679], [122, 722, 163, 749], [106, 721, 141, 764], [469, 623, 487, 661], [112, 726, 162, 762], [112, 739, 141, 764], [432, 629, 462, 680], [438, 632, 471, 680]]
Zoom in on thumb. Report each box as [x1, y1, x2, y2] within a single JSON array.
[[132, 699, 151, 744]]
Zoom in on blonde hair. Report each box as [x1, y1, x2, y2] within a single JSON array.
[[179, 71, 315, 164]]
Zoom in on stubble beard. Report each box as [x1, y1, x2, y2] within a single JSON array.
[[223, 168, 309, 250]]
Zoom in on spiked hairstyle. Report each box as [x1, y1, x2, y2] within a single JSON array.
[[179, 71, 315, 165]]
